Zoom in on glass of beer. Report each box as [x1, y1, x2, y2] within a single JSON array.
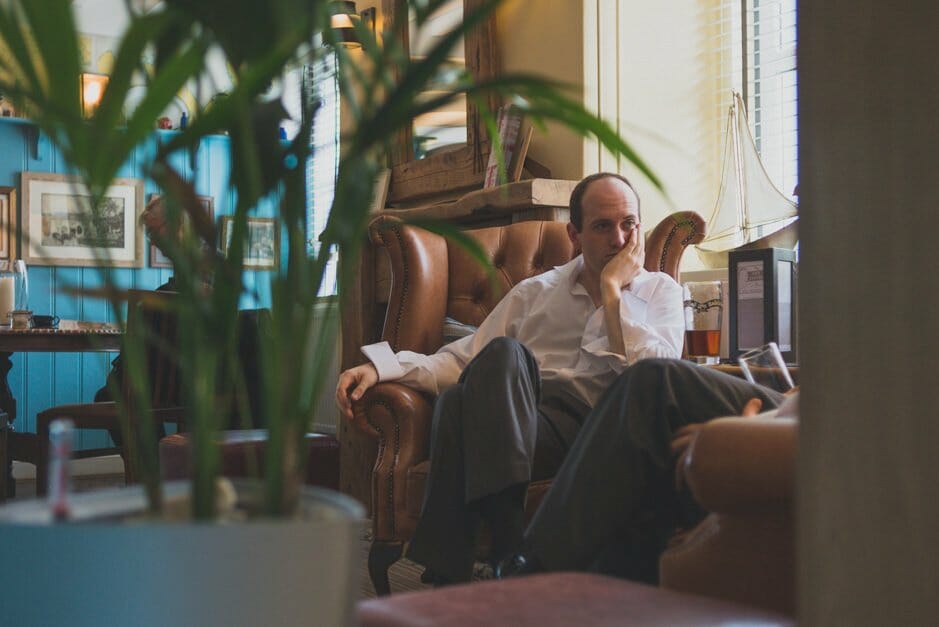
[[683, 281, 723, 364]]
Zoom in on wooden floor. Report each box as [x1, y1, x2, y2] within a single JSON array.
[[11, 473, 443, 599]]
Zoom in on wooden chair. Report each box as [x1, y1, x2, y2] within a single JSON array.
[[350, 212, 706, 595], [35, 290, 185, 494]]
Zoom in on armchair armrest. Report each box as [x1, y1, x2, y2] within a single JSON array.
[[662, 416, 798, 616], [351, 382, 435, 541], [644, 211, 706, 281], [683, 416, 798, 514]]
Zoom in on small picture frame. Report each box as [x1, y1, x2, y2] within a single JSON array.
[[220, 216, 279, 271], [0, 186, 16, 260], [150, 242, 172, 268], [21, 172, 143, 267], [728, 247, 798, 363], [483, 105, 527, 188], [148, 194, 215, 268]]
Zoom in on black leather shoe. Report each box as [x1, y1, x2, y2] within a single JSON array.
[[495, 552, 544, 579]]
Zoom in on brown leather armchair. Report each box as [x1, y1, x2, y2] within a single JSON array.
[[350, 212, 706, 595], [659, 415, 798, 616]]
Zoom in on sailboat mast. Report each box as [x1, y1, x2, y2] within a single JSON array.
[[731, 94, 747, 233]]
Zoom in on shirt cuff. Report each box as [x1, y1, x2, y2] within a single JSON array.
[[361, 341, 406, 381], [619, 292, 649, 344]]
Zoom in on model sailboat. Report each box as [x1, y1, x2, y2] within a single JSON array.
[[696, 91, 798, 268]]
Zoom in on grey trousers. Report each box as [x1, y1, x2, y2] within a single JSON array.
[[406, 337, 584, 582], [524, 358, 785, 582]]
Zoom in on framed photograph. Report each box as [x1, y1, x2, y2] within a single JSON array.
[[0, 186, 16, 260], [21, 172, 144, 267], [148, 194, 215, 268], [728, 247, 798, 364], [220, 216, 279, 271], [483, 105, 526, 188]]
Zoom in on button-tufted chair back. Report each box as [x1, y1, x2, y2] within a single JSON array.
[[371, 219, 574, 356], [357, 212, 705, 596], [446, 221, 574, 327], [370, 212, 705, 356]]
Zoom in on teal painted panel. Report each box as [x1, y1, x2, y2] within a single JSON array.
[[0, 119, 279, 453], [81, 267, 111, 321], [0, 123, 25, 185], [21, 353, 52, 434], [51, 353, 81, 407], [52, 268, 81, 319]]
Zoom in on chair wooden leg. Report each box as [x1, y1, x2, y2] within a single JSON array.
[[368, 541, 403, 596], [121, 445, 136, 485]]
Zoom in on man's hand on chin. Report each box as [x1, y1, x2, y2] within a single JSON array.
[[599, 226, 642, 356], [600, 224, 644, 301]]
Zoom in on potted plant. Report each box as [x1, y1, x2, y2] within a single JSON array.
[[0, 0, 661, 623]]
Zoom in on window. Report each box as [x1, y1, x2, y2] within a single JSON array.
[[747, 0, 798, 198], [719, 0, 798, 198], [305, 52, 340, 297]]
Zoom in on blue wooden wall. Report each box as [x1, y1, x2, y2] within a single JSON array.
[[0, 117, 273, 451]]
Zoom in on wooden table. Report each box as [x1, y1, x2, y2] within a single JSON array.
[[0, 321, 122, 501]]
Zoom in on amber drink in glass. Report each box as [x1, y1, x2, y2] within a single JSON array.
[[683, 281, 723, 365]]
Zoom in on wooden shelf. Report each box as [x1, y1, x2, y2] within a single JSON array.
[[380, 178, 577, 224]]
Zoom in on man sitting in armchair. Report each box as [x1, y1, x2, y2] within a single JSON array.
[[337, 173, 792, 582], [337, 172, 687, 584]]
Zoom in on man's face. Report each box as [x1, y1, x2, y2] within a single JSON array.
[[567, 177, 641, 277]]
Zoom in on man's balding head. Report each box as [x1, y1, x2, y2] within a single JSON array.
[[568, 172, 641, 231]]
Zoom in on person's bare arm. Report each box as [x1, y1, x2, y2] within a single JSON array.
[[335, 363, 379, 419], [600, 225, 644, 355]]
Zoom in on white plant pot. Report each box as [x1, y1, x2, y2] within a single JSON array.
[[0, 481, 365, 627]]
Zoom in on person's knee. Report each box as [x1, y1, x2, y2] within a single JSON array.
[[615, 358, 675, 388], [470, 337, 535, 374], [603, 359, 693, 413], [480, 336, 525, 360]]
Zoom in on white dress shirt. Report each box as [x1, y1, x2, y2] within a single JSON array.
[[362, 255, 684, 408]]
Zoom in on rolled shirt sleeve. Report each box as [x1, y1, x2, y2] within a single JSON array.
[[360, 341, 405, 381], [360, 341, 464, 396], [580, 272, 685, 373], [619, 274, 685, 364], [359, 281, 531, 396]]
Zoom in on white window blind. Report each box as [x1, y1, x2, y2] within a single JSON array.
[[713, 0, 798, 198], [749, 0, 798, 197], [305, 52, 340, 297]]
